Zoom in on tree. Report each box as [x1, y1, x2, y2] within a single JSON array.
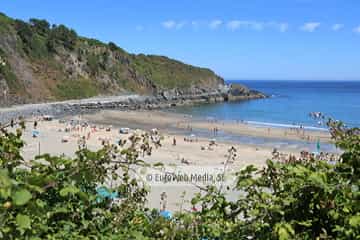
[[108, 41, 119, 51], [47, 24, 78, 52], [0, 120, 158, 239], [29, 18, 50, 36], [14, 19, 33, 46]]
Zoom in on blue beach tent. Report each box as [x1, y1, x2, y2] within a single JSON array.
[[159, 210, 172, 220], [32, 130, 40, 138], [96, 186, 119, 203]]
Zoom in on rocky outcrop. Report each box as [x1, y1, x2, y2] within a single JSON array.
[[227, 83, 267, 101]]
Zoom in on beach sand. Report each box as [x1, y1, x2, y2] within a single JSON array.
[[17, 109, 335, 211], [83, 110, 332, 143]]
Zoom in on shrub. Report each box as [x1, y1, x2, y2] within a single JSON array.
[[0, 122, 159, 239], [14, 19, 33, 47], [55, 78, 99, 100], [13, 19, 49, 59], [29, 18, 50, 36], [0, 49, 22, 92], [47, 24, 77, 52]]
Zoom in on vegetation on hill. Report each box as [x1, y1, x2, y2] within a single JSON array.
[[0, 118, 359, 239], [0, 12, 223, 104]]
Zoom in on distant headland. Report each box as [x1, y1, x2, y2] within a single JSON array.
[[0, 12, 265, 108]]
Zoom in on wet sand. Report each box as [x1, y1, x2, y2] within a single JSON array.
[[83, 110, 332, 143]]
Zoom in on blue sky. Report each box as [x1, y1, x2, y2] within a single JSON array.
[[1, 0, 360, 80]]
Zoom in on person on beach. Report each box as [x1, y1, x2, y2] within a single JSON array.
[[172, 137, 176, 146], [87, 132, 91, 140], [160, 192, 167, 211], [34, 120, 38, 129]]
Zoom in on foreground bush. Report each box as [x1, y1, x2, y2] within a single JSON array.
[[0, 119, 359, 239]]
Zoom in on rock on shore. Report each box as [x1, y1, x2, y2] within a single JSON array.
[[227, 83, 267, 101], [0, 85, 267, 124]]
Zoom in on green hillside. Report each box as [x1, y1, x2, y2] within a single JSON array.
[[0, 12, 223, 104]]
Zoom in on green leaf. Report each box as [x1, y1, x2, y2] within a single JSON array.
[[16, 214, 31, 229], [275, 223, 294, 240], [349, 215, 360, 227], [0, 169, 12, 198], [308, 172, 327, 186], [36, 199, 46, 208], [0, 169, 11, 187], [60, 185, 79, 197], [12, 189, 32, 206]]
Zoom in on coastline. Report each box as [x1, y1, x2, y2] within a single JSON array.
[[16, 109, 339, 210], [0, 87, 266, 123], [1, 94, 340, 211]]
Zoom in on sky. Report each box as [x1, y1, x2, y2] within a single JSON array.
[[1, 0, 360, 80]]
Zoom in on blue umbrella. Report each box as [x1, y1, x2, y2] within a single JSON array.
[[32, 130, 40, 137], [159, 210, 172, 220], [96, 187, 119, 203]]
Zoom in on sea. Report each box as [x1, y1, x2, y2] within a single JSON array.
[[167, 80, 360, 152], [171, 80, 360, 129]]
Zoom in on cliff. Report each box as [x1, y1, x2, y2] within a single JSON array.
[[0, 13, 265, 107]]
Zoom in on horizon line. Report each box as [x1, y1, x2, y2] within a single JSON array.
[[225, 79, 360, 82]]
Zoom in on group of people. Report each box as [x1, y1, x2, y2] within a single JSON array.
[[212, 127, 219, 136], [309, 112, 325, 119], [59, 118, 115, 148], [272, 148, 339, 164]]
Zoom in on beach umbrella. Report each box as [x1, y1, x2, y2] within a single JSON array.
[[32, 130, 40, 138], [159, 210, 172, 220], [96, 186, 119, 203]]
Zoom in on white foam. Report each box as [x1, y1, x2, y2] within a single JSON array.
[[245, 121, 328, 132]]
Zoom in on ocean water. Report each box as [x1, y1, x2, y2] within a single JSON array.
[[171, 80, 360, 129]]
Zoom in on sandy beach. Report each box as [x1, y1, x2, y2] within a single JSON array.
[[83, 110, 332, 143], [17, 109, 337, 211]]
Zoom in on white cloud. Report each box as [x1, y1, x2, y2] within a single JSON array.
[[159, 19, 356, 34], [162, 20, 186, 30], [162, 20, 176, 29], [332, 24, 344, 31], [176, 21, 187, 29], [209, 20, 222, 30], [268, 22, 289, 32], [300, 22, 321, 32], [191, 21, 199, 28], [226, 20, 242, 31], [135, 25, 144, 31], [278, 23, 289, 32], [226, 20, 264, 31], [245, 21, 264, 31], [226, 20, 289, 32], [353, 25, 360, 33]]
